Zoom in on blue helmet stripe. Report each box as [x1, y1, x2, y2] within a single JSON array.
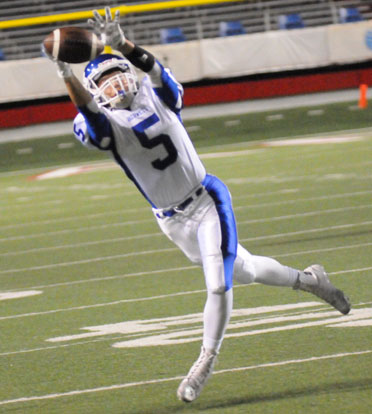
[[84, 53, 125, 79]]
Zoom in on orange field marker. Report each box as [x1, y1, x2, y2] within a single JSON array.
[[359, 84, 368, 109]]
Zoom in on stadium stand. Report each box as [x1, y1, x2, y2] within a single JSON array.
[[219, 20, 246, 36], [278, 13, 305, 30], [339, 6, 363, 23], [0, 0, 371, 60], [160, 27, 186, 43]]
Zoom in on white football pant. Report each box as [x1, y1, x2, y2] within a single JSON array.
[[155, 174, 299, 352]]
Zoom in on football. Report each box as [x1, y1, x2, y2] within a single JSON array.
[[43, 26, 104, 64]]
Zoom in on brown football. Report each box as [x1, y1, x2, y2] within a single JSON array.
[[43, 26, 104, 63]]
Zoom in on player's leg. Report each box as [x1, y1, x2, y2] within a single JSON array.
[[156, 207, 224, 402], [233, 244, 299, 286], [155, 190, 235, 353], [197, 202, 235, 352], [154, 210, 202, 264], [177, 175, 237, 402], [233, 244, 350, 314]]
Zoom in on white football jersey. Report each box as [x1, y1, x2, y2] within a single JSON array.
[[74, 64, 206, 209]]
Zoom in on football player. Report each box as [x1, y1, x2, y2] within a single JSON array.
[[48, 6, 351, 403]]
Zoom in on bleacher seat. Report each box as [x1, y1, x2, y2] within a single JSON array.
[[219, 21, 246, 37], [339, 7, 363, 23], [278, 13, 305, 30], [2, 1, 372, 60], [0, 49, 5, 61], [160, 27, 185, 44]]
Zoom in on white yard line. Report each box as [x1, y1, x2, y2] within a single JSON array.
[[273, 241, 372, 259], [0, 218, 155, 243], [0, 232, 162, 257], [1, 203, 371, 245], [0, 305, 330, 356], [1, 267, 370, 321], [3, 265, 198, 291], [0, 137, 370, 205], [330, 266, 372, 275], [9, 134, 369, 180], [2, 231, 372, 260], [240, 221, 372, 242], [233, 189, 371, 205], [1, 220, 372, 274], [1, 301, 371, 357], [0, 247, 178, 275], [1, 191, 371, 255], [2, 236, 371, 290], [0, 349, 370, 406], [0, 190, 136, 212], [225, 172, 372, 186], [1, 189, 370, 232], [2, 167, 370, 211], [239, 204, 371, 225], [0, 206, 150, 231], [0, 288, 207, 321], [0, 306, 335, 356]]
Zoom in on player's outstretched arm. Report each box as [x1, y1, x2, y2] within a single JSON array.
[[48, 57, 112, 149], [89, 7, 156, 74], [63, 70, 93, 108], [45, 54, 93, 108], [88, 7, 182, 111]]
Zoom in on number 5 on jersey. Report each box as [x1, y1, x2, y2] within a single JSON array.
[[132, 113, 178, 170]]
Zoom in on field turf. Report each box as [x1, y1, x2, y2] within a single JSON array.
[[0, 100, 371, 413]]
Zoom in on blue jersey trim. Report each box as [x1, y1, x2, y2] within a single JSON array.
[[153, 62, 183, 113], [77, 104, 156, 207], [78, 105, 113, 150], [202, 174, 237, 291], [110, 138, 157, 208]]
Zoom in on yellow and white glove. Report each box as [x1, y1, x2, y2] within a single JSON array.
[[88, 6, 126, 50]]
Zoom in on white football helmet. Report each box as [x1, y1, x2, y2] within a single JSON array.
[[84, 53, 139, 109]]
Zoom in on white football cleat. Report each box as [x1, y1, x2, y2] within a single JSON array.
[[294, 264, 351, 315], [177, 346, 217, 403]]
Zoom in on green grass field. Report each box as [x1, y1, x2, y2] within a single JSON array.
[[0, 101, 372, 413]]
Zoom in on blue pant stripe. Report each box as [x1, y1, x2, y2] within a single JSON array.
[[202, 174, 237, 291]]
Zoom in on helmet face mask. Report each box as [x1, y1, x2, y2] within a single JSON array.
[[96, 71, 138, 109], [84, 54, 139, 109]]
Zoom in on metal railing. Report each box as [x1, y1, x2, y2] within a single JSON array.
[[0, 0, 370, 61]]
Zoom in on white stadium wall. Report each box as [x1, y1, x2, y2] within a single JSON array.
[[1, 20, 372, 128]]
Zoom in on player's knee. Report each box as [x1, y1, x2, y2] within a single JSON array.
[[210, 284, 227, 294], [203, 253, 230, 293], [205, 272, 229, 294], [233, 255, 256, 284], [207, 276, 233, 294]]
